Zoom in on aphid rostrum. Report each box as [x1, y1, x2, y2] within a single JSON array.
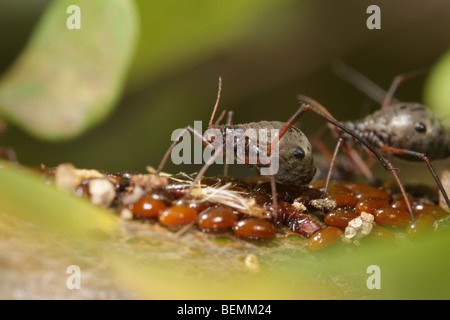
[[326, 62, 450, 213], [156, 78, 404, 221]]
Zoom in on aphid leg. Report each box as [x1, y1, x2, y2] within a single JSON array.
[[295, 95, 417, 225], [158, 77, 223, 175], [223, 111, 235, 177], [268, 95, 387, 202], [159, 77, 227, 204], [157, 125, 226, 205], [381, 67, 429, 110], [322, 138, 374, 192], [208, 76, 223, 127], [312, 132, 374, 183], [309, 126, 334, 161], [332, 61, 428, 110], [226, 111, 235, 125], [182, 144, 225, 204], [309, 125, 365, 181], [332, 60, 395, 106], [383, 159, 417, 226], [380, 145, 450, 210], [324, 138, 343, 194], [269, 173, 279, 222], [156, 126, 215, 175], [345, 146, 374, 181], [289, 95, 393, 171], [213, 110, 227, 126]]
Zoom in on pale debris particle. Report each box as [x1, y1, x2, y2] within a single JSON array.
[[146, 165, 172, 177], [292, 200, 307, 213], [168, 175, 269, 218], [433, 215, 450, 231], [54, 163, 78, 191], [120, 208, 134, 220], [344, 211, 374, 243], [54, 163, 105, 191], [88, 178, 116, 207], [75, 168, 105, 180], [440, 170, 450, 212], [309, 198, 336, 212], [244, 254, 259, 271], [145, 166, 158, 174], [189, 184, 269, 219], [130, 174, 168, 190], [121, 186, 145, 205]]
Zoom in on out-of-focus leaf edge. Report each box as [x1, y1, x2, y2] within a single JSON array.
[[0, 0, 139, 141], [1, 162, 449, 299], [109, 225, 450, 299], [424, 50, 450, 119], [0, 162, 117, 238]]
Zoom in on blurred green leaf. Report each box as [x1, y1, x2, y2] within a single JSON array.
[[0, 160, 449, 299], [0, 163, 117, 238], [0, 0, 138, 141], [109, 226, 450, 299], [128, 0, 295, 89], [424, 50, 450, 119]]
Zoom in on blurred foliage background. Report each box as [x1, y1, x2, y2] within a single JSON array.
[[1, 0, 449, 180], [0, 0, 449, 299]]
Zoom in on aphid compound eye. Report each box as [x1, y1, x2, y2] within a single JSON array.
[[414, 122, 427, 133], [293, 147, 305, 160]]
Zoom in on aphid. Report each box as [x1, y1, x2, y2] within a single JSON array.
[[328, 62, 450, 214], [156, 78, 402, 222]]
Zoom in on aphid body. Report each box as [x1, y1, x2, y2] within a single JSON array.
[[210, 121, 316, 185], [342, 103, 450, 161]]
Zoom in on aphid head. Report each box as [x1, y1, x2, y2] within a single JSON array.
[[379, 103, 448, 159], [272, 124, 316, 185]]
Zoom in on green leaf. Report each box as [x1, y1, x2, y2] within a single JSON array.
[[128, 0, 295, 89], [424, 50, 450, 119], [0, 0, 138, 141], [108, 228, 450, 299], [0, 163, 117, 238], [1, 161, 449, 299]]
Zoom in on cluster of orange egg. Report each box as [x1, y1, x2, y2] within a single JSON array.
[[99, 172, 448, 251], [307, 180, 447, 250]]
